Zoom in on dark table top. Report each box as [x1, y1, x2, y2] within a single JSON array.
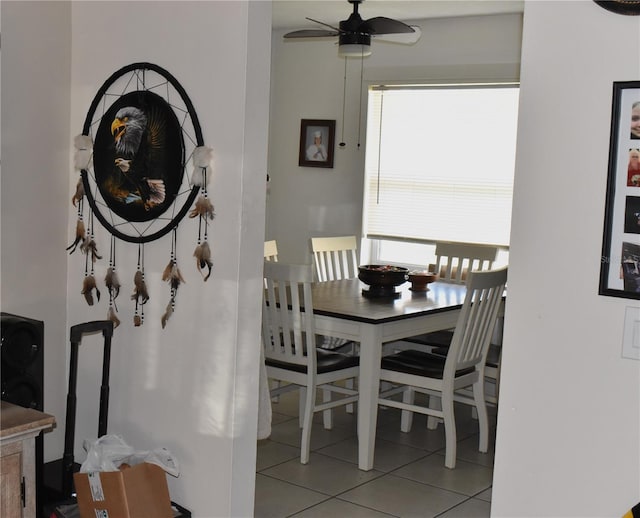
[[311, 279, 467, 324]]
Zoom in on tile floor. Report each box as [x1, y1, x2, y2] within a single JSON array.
[[255, 389, 497, 517]]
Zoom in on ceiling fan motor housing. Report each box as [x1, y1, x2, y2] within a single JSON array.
[[338, 29, 371, 47], [339, 6, 370, 47]]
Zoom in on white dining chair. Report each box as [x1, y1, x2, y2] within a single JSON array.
[[429, 341, 502, 407], [311, 235, 359, 282], [400, 240, 505, 404], [431, 241, 498, 284], [310, 235, 360, 420], [310, 235, 360, 351], [401, 241, 500, 351], [377, 266, 507, 469], [262, 260, 359, 464], [264, 240, 284, 402]]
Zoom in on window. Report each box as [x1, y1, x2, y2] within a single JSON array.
[[363, 84, 519, 265]]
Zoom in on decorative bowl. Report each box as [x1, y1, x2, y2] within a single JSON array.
[[358, 265, 409, 298], [408, 270, 438, 292]]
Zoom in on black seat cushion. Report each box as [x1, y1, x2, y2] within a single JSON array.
[[403, 329, 454, 347], [381, 349, 474, 379], [266, 347, 359, 374], [431, 344, 501, 368]]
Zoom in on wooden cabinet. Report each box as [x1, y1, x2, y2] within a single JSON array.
[[1, 401, 55, 517]]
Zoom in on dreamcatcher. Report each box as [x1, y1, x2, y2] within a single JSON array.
[[67, 63, 213, 328]]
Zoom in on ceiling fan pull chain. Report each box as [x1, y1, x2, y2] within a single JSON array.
[[340, 57, 347, 147], [357, 53, 364, 149]]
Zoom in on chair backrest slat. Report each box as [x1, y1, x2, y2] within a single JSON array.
[[262, 260, 315, 368], [434, 241, 499, 284], [311, 236, 358, 282], [445, 267, 507, 377]]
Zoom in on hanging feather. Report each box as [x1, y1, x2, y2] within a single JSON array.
[[71, 178, 85, 206], [131, 270, 149, 304], [81, 275, 100, 306], [107, 306, 121, 329], [105, 267, 121, 300], [193, 241, 213, 281], [106, 235, 120, 303], [161, 300, 174, 329], [160, 229, 181, 329], [81, 238, 102, 263], [67, 219, 86, 254], [188, 195, 215, 220], [191, 146, 214, 187], [78, 211, 102, 265], [162, 260, 173, 283], [162, 261, 185, 291]]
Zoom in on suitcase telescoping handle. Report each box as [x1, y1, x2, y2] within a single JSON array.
[[62, 320, 114, 498], [70, 319, 114, 342]]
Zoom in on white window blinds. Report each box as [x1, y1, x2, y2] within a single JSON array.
[[363, 84, 519, 246]]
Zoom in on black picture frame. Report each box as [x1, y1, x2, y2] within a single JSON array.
[[599, 81, 640, 299], [298, 119, 335, 168], [81, 62, 202, 244], [594, 1, 640, 16]]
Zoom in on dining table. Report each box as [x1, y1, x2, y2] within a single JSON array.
[[310, 278, 467, 471]]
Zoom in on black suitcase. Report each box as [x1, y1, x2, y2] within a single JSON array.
[[43, 320, 114, 513], [42, 321, 191, 517]]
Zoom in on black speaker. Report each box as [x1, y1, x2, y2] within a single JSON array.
[[1, 312, 45, 515], [1, 312, 44, 410]]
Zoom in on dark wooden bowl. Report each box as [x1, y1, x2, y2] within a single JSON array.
[[358, 265, 409, 297]]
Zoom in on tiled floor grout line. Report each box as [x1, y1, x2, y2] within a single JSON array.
[[388, 470, 492, 500], [256, 472, 333, 497], [331, 496, 402, 518]]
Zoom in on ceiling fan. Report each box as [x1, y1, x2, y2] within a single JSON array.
[[283, 0, 420, 57]]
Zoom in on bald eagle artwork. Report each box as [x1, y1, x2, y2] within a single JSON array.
[[92, 91, 184, 222]]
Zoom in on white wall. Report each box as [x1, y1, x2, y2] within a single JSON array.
[[1, 0, 72, 462], [269, 4, 640, 515], [2, 2, 270, 516], [267, 13, 522, 264], [492, 1, 640, 515]]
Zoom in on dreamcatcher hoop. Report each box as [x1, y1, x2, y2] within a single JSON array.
[[81, 62, 203, 243]]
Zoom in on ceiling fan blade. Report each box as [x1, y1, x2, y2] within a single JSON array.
[[306, 17, 341, 33], [283, 29, 339, 39], [373, 25, 422, 45], [361, 17, 415, 35]]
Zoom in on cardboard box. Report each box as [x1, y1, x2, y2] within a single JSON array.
[[73, 462, 173, 518]]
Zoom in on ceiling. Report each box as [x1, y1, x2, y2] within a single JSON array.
[[271, 0, 524, 31]]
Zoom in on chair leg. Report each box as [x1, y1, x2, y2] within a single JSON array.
[[400, 388, 415, 432], [427, 395, 441, 430], [299, 387, 307, 428], [345, 378, 355, 414], [442, 393, 457, 469], [322, 389, 333, 429], [473, 380, 489, 454], [300, 385, 315, 464]]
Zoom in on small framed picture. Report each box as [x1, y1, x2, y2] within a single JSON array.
[[298, 119, 335, 168], [599, 81, 640, 300]]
